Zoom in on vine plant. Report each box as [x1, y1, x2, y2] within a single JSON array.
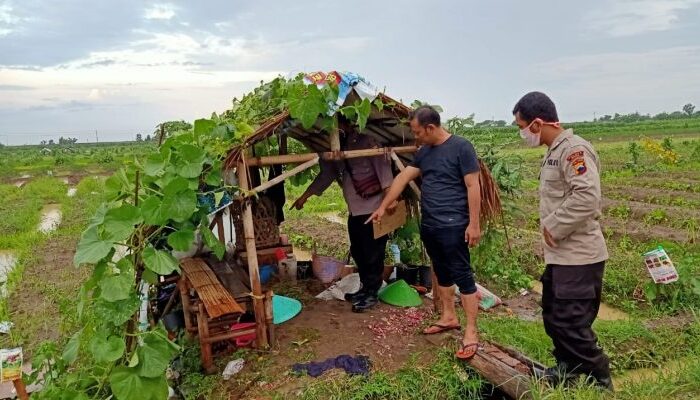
[[31, 73, 377, 399]]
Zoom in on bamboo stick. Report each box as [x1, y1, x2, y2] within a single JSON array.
[[390, 151, 421, 199], [245, 145, 417, 166], [237, 161, 269, 349], [247, 156, 319, 197]]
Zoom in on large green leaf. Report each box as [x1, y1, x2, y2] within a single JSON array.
[[104, 169, 135, 200], [144, 153, 166, 176], [74, 226, 113, 266], [193, 118, 216, 141], [167, 229, 195, 251], [356, 98, 372, 132], [110, 366, 168, 400], [137, 330, 179, 378], [140, 197, 167, 226], [177, 161, 204, 179], [200, 223, 225, 260], [94, 296, 140, 326], [142, 246, 179, 275], [99, 259, 135, 302], [89, 335, 125, 363], [62, 330, 82, 364], [205, 167, 222, 187], [163, 176, 191, 196], [102, 204, 142, 242], [288, 82, 327, 129], [178, 144, 207, 164], [161, 189, 197, 222]]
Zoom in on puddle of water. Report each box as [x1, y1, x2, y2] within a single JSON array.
[[38, 204, 62, 234], [0, 251, 17, 284], [67, 188, 77, 197], [320, 212, 346, 225], [529, 280, 629, 321], [293, 247, 312, 262], [613, 357, 688, 386]]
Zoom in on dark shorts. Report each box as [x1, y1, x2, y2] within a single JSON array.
[[420, 224, 476, 295]]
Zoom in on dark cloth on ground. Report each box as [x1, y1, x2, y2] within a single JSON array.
[[420, 224, 476, 294], [291, 355, 371, 377], [541, 262, 611, 380]]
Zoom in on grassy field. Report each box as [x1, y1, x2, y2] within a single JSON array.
[[0, 123, 698, 399]]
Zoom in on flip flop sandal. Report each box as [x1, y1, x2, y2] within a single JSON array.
[[455, 342, 480, 360], [422, 323, 461, 335]]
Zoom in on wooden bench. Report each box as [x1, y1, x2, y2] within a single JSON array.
[[179, 257, 253, 372]]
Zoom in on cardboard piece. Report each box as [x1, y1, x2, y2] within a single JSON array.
[[373, 200, 407, 239]]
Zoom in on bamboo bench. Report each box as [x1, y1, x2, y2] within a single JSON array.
[[179, 257, 252, 372]]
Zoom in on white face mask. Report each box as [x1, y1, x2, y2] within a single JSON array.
[[519, 125, 541, 147]]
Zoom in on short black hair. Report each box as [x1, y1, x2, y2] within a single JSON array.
[[512, 92, 559, 123], [409, 105, 441, 127]]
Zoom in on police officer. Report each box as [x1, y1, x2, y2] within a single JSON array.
[[512, 92, 612, 390]]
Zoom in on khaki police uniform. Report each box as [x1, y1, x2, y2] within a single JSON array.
[[538, 129, 612, 384]]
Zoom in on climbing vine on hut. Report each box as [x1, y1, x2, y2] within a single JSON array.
[[30, 73, 379, 399]]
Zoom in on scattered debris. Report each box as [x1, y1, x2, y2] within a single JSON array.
[[222, 359, 245, 380], [366, 307, 432, 356], [0, 322, 13, 334], [66, 188, 77, 197]]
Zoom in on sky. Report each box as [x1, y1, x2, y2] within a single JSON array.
[[1, 0, 699, 144]]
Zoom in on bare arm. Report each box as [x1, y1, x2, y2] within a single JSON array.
[[366, 166, 421, 223], [464, 171, 481, 247]]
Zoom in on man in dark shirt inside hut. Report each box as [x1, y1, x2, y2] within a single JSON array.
[[368, 105, 483, 360], [292, 117, 395, 312]]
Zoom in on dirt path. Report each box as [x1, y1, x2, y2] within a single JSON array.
[[8, 236, 88, 354], [231, 299, 442, 399]]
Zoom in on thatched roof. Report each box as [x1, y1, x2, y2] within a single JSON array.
[[224, 91, 416, 170]]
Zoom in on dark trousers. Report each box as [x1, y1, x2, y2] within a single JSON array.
[[348, 214, 388, 294], [541, 262, 611, 379], [421, 224, 477, 295]]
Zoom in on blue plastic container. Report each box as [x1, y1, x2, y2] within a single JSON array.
[[260, 264, 275, 284]]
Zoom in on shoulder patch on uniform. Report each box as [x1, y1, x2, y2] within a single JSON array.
[[566, 151, 584, 161], [571, 158, 587, 175]]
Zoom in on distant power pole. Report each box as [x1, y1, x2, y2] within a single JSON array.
[[95, 130, 99, 143]]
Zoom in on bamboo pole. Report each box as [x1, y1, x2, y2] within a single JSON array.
[[247, 156, 319, 197], [329, 125, 341, 152], [237, 160, 269, 349], [390, 151, 421, 199], [245, 145, 417, 166], [264, 290, 275, 346]]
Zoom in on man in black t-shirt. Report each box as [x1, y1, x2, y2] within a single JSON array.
[[368, 105, 482, 360]]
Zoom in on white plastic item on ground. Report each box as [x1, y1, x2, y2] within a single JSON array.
[[316, 273, 361, 301], [315, 273, 387, 301], [475, 283, 503, 310], [0, 321, 13, 334], [222, 359, 245, 380]]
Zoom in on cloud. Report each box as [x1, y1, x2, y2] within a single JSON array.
[[0, 84, 33, 90], [585, 0, 700, 37], [531, 46, 700, 118], [0, 1, 21, 37], [144, 3, 176, 20]]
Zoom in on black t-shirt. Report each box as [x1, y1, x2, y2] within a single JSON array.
[[412, 135, 480, 227]]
